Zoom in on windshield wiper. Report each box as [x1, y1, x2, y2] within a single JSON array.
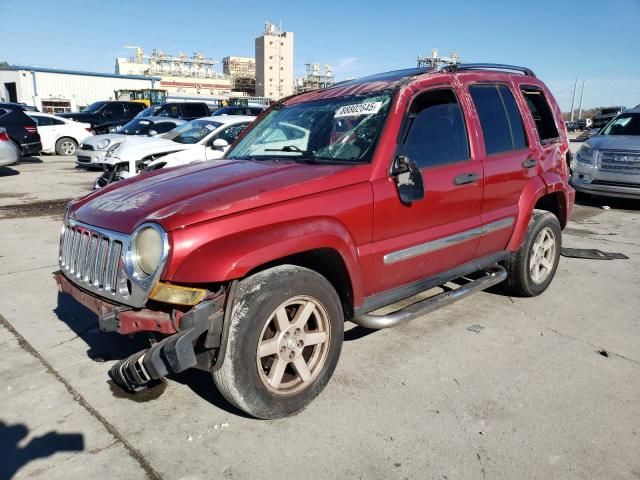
[[264, 145, 316, 157]]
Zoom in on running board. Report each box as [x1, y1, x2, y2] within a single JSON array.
[[352, 265, 507, 330]]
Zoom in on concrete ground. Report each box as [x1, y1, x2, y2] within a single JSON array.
[[1, 150, 639, 480]]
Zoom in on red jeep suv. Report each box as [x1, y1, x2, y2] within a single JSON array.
[[55, 63, 574, 418]]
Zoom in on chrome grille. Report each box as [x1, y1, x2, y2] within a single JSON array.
[[59, 222, 124, 295], [599, 150, 640, 174]]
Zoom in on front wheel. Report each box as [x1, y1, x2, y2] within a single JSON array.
[[213, 265, 344, 419], [502, 210, 562, 297], [55, 138, 78, 156]]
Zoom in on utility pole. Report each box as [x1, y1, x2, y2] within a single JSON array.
[[570, 77, 577, 122], [578, 79, 585, 120]]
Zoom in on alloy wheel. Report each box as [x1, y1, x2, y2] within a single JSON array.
[[529, 226, 557, 284]]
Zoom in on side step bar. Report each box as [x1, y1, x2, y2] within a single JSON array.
[[352, 265, 507, 330]]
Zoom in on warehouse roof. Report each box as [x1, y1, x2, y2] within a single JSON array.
[[0, 65, 161, 81]]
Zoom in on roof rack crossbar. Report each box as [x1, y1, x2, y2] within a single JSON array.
[[440, 63, 536, 78]]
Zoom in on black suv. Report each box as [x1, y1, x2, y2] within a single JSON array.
[[592, 106, 626, 130], [136, 102, 210, 121], [58, 101, 146, 134], [0, 104, 42, 156]]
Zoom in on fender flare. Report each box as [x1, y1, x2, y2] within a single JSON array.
[[506, 177, 547, 251], [168, 217, 365, 306]]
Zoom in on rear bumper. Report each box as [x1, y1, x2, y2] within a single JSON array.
[[21, 141, 42, 156]]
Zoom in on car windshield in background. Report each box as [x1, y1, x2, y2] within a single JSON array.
[[226, 91, 393, 163], [601, 113, 640, 136], [82, 101, 106, 113], [164, 119, 223, 144], [136, 105, 161, 118], [600, 108, 621, 115], [119, 118, 153, 135]]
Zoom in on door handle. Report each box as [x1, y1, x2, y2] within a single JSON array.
[[522, 158, 537, 168], [453, 172, 480, 185]]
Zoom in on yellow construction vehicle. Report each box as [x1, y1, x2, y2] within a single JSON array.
[[115, 89, 167, 107]]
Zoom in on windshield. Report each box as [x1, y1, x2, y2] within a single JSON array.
[[119, 118, 154, 135], [82, 101, 106, 113], [601, 113, 640, 136], [226, 91, 393, 163], [136, 105, 161, 118], [163, 119, 223, 144]]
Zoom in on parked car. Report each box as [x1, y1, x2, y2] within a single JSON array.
[[0, 127, 20, 167], [565, 121, 579, 132], [26, 112, 91, 156], [212, 105, 266, 116], [572, 107, 640, 198], [57, 101, 146, 134], [55, 63, 574, 419], [0, 104, 42, 156], [0, 102, 39, 112], [94, 115, 254, 188], [76, 116, 186, 169], [136, 102, 210, 121], [591, 106, 626, 130]]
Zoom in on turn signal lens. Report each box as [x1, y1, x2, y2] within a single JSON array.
[[149, 282, 206, 306]]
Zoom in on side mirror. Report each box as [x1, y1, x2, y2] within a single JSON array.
[[148, 130, 158, 136], [391, 155, 424, 203], [212, 138, 229, 149]]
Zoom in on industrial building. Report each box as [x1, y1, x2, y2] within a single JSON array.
[[115, 48, 232, 97], [223, 56, 256, 96], [0, 65, 159, 113], [255, 22, 294, 100], [295, 63, 334, 93]]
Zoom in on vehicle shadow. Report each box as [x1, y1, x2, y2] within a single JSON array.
[[0, 420, 84, 479], [17, 156, 44, 164], [344, 324, 378, 341], [0, 166, 19, 176], [53, 293, 150, 362], [169, 369, 253, 419], [574, 192, 640, 211]]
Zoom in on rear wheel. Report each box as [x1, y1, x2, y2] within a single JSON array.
[[213, 265, 344, 419], [503, 210, 562, 297], [55, 137, 77, 156]]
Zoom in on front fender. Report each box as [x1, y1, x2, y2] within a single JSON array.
[[167, 217, 365, 306]]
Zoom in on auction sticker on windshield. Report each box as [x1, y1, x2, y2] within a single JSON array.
[[335, 102, 383, 118]]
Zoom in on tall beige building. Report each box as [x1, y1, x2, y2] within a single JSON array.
[[255, 22, 294, 100]]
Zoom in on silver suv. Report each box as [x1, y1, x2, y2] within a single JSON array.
[[572, 107, 640, 199]]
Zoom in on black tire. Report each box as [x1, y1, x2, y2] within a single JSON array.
[[502, 210, 562, 297], [213, 265, 344, 419], [55, 137, 78, 156]]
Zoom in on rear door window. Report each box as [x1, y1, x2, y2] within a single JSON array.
[[31, 115, 53, 126], [520, 87, 559, 143], [469, 84, 527, 155], [401, 88, 470, 168]]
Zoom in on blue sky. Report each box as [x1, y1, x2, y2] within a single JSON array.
[[1, 0, 638, 110]]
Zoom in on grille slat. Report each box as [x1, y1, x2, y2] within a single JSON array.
[[600, 150, 640, 174], [59, 223, 124, 297]]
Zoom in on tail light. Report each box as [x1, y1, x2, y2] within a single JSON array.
[[24, 125, 38, 134], [0, 130, 9, 142]]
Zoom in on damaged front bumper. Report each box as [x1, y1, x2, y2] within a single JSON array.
[[55, 270, 232, 393]]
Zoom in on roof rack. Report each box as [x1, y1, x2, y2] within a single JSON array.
[[440, 63, 536, 78]]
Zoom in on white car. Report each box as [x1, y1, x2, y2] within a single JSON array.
[[95, 115, 254, 188], [0, 127, 19, 167], [76, 116, 186, 169], [26, 112, 92, 156]]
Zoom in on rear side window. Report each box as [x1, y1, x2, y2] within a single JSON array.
[[181, 103, 205, 117], [127, 103, 145, 114], [401, 88, 470, 168], [51, 117, 65, 125], [520, 87, 559, 143], [469, 84, 527, 155], [31, 115, 53, 126]]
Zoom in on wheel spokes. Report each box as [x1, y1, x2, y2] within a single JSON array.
[[258, 338, 279, 358], [292, 300, 316, 329], [305, 331, 327, 346], [268, 357, 287, 388], [274, 307, 290, 332], [292, 355, 311, 382]]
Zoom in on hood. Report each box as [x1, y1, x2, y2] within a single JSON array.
[[109, 136, 193, 163], [69, 159, 366, 233], [586, 135, 640, 152], [82, 133, 127, 149]]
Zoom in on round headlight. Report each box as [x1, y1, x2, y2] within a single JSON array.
[[133, 226, 163, 276], [97, 139, 110, 149]]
